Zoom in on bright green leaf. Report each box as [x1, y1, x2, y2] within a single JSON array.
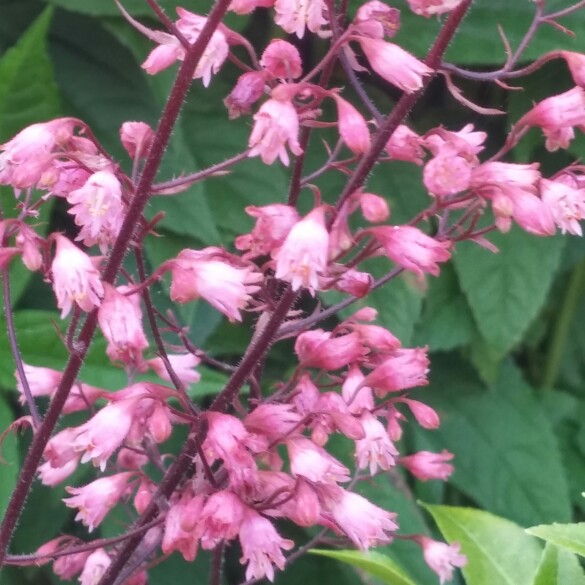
[[527, 523, 585, 558], [423, 504, 542, 585], [454, 228, 565, 353], [310, 550, 418, 585], [532, 543, 585, 585]]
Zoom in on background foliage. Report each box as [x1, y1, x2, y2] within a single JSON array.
[[2, 1, 585, 584]]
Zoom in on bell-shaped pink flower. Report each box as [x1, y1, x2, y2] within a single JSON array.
[[198, 491, 247, 549], [295, 329, 365, 370], [561, 51, 585, 88], [541, 177, 585, 235], [51, 235, 104, 318], [287, 436, 350, 484], [79, 549, 111, 585], [120, 121, 155, 159], [342, 365, 375, 414], [353, 1, 400, 39], [145, 353, 201, 385], [248, 98, 303, 165], [406, 0, 464, 17], [224, 71, 266, 119], [239, 509, 294, 582], [334, 96, 371, 155], [385, 125, 425, 164], [168, 248, 262, 322], [355, 412, 398, 474], [163, 496, 201, 561], [43, 427, 81, 469], [274, 0, 327, 38], [15, 223, 43, 271], [424, 124, 486, 158], [98, 284, 148, 367], [400, 450, 454, 481], [143, 39, 183, 74], [66, 170, 125, 252], [15, 363, 61, 402], [326, 490, 398, 549], [64, 473, 134, 532], [261, 40, 303, 79], [245, 404, 302, 442], [415, 536, 467, 584], [274, 206, 329, 293], [356, 37, 432, 93], [236, 203, 300, 257], [423, 154, 473, 197], [362, 347, 429, 395], [39, 457, 79, 486], [370, 225, 451, 277], [334, 268, 372, 297]]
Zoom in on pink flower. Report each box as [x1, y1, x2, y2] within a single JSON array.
[[142, 37, 183, 74], [416, 536, 467, 584], [287, 436, 350, 484], [15, 363, 61, 402], [198, 491, 247, 549], [98, 284, 148, 366], [370, 226, 451, 277], [362, 347, 429, 395], [229, 0, 274, 14], [51, 235, 104, 318], [239, 509, 294, 582], [0, 119, 75, 189], [399, 398, 440, 429], [224, 72, 266, 119], [274, 207, 329, 293], [168, 248, 262, 322], [541, 178, 585, 235], [145, 353, 201, 385], [342, 365, 375, 414], [274, 0, 328, 38], [334, 96, 371, 154], [327, 490, 398, 549], [15, 224, 43, 271], [73, 398, 140, 470], [235, 203, 300, 257], [424, 124, 486, 158], [406, 0, 464, 17], [163, 497, 200, 561], [64, 473, 134, 531], [334, 268, 372, 297], [356, 37, 432, 93], [39, 457, 79, 486], [353, 1, 401, 39], [385, 125, 425, 164], [359, 192, 389, 222], [400, 450, 454, 481], [66, 170, 124, 252], [561, 51, 585, 87], [261, 40, 303, 79], [248, 98, 303, 165], [244, 404, 302, 441], [295, 329, 365, 370], [517, 87, 585, 151], [423, 154, 473, 197], [355, 412, 398, 474], [120, 121, 155, 159], [43, 428, 80, 468], [79, 549, 111, 585]]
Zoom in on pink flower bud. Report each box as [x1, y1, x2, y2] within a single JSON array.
[[295, 329, 366, 370], [356, 37, 432, 93], [64, 473, 134, 532], [248, 98, 303, 166], [120, 121, 155, 159], [15, 224, 43, 271], [16, 363, 61, 402], [370, 225, 451, 277], [400, 450, 454, 481], [274, 206, 329, 294], [399, 398, 440, 429], [406, 0, 464, 17], [287, 436, 350, 484], [359, 192, 389, 222], [51, 235, 104, 318], [98, 284, 148, 367], [335, 268, 372, 297], [354, 0, 400, 39], [143, 41, 183, 74], [415, 536, 467, 584], [245, 404, 302, 441], [261, 40, 303, 79], [342, 365, 375, 414], [224, 72, 266, 119], [334, 96, 371, 154], [385, 125, 425, 164], [79, 549, 111, 585]]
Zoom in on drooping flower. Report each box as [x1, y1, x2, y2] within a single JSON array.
[[355, 37, 432, 93], [145, 353, 201, 385], [541, 177, 585, 236], [120, 121, 155, 159], [260, 40, 303, 79], [239, 509, 294, 582], [274, 206, 329, 293], [274, 0, 328, 39], [400, 450, 454, 481], [295, 329, 366, 370], [355, 412, 398, 474], [198, 491, 247, 549], [415, 536, 467, 584], [248, 98, 303, 165], [385, 125, 425, 164], [334, 96, 371, 154], [287, 436, 350, 484], [79, 549, 111, 585], [224, 72, 267, 119], [353, 1, 401, 39], [51, 235, 104, 318]]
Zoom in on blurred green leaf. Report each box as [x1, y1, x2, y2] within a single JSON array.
[[0, 393, 18, 519], [423, 504, 542, 585], [414, 356, 571, 526], [527, 523, 585, 558], [310, 549, 418, 585], [532, 543, 585, 585], [454, 228, 565, 353]]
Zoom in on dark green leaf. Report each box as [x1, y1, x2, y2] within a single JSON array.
[[0, 393, 18, 519]]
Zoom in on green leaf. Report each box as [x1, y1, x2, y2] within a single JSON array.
[[0, 393, 18, 518], [309, 550, 418, 585], [532, 544, 585, 585], [454, 228, 565, 353], [527, 523, 585, 558], [0, 7, 60, 304], [423, 504, 543, 585], [415, 356, 571, 526]]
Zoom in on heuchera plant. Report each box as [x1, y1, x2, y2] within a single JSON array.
[[1, 0, 585, 584]]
